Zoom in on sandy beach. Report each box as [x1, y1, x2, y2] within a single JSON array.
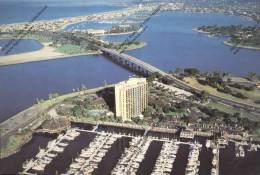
[[0, 43, 99, 67], [0, 40, 147, 67]]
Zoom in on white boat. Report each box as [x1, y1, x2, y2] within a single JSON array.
[[47, 140, 56, 149], [22, 158, 34, 169], [36, 149, 46, 158], [58, 142, 69, 147], [75, 158, 85, 163], [239, 146, 245, 157], [53, 146, 64, 153], [47, 153, 57, 158], [206, 140, 211, 148], [32, 164, 45, 172], [70, 163, 82, 169]]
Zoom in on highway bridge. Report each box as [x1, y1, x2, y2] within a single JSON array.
[[100, 47, 167, 76], [100, 47, 260, 113]]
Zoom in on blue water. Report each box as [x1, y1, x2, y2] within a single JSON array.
[[0, 55, 131, 122], [104, 12, 260, 76], [0, 8, 260, 122], [0, 1, 123, 24], [0, 39, 43, 56]]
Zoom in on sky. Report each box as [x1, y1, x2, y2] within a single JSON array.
[[0, 0, 136, 6]]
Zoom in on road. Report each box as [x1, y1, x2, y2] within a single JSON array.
[[100, 47, 260, 113]]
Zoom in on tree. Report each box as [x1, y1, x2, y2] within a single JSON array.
[[233, 112, 241, 119], [72, 106, 83, 117], [143, 106, 154, 117], [247, 72, 257, 81], [48, 93, 59, 100], [175, 68, 183, 75], [184, 68, 200, 76], [200, 90, 209, 102]]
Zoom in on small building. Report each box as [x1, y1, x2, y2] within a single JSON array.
[[180, 129, 195, 139]]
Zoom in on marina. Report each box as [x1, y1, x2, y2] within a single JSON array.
[[151, 141, 179, 175], [66, 133, 119, 175], [185, 143, 202, 175], [0, 1, 260, 175], [0, 123, 259, 174], [21, 128, 80, 174]]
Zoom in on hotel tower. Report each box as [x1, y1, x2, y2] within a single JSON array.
[[115, 78, 148, 121]]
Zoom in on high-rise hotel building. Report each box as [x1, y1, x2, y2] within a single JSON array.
[[115, 78, 148, 121]]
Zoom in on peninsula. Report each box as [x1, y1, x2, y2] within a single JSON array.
[[194, 25, 260, 50]]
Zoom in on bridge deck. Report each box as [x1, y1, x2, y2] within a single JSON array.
[[100, 47, 167, 75]]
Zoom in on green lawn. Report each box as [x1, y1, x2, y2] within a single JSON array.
[[0, 130, 32, 158], [184, 77, 260, 108], [55, 44, 85, 55], [206, 102, 260, 122]]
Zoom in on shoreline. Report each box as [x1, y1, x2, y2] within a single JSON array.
[[95, 28, 144, 37], [193, 28, 260, 51], [192, 28, 211, 34], [0, 85, 114, 159], [0, 40, 147, 67], [223, 40, 260, 50], [0, 42, 100, 67]]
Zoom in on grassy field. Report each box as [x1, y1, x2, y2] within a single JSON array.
[[184, 77, 260, 108], [224, 40, 260, 50], [206, 102, 260, 122], [30, 35, 53, 43], [55, 44, 85, 55], [124, 42, 147, 51], [116, 42, 147, 52], [0, 129, 32, 159]]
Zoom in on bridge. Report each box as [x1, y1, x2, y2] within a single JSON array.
[[100, 47, 260, 113], [100, 47, 167, 76]]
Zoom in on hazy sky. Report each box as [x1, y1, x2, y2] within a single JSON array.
[[0, 0, 136, 6]]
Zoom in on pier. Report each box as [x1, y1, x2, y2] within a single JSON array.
[[58, 128, 200, 175], [21, 128, 80, 174], [16, 126, 260, 175], [66, 133, 120, 174], [152, 141, 179, 175], [185, 143, 202, 175]]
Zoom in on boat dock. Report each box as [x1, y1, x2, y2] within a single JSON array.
[[185, 143, 202, 175], [66, 133, 119, 174], [111, 136, 152, 174], [18, 126, 258, 175], [211, 146, 220, 175], [151, 141, 179, 175], [20, 128, 80, 174]]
